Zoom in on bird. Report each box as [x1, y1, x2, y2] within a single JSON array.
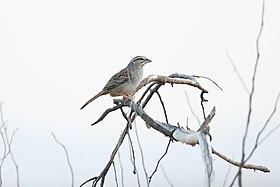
[[80, 56, 152, 110]]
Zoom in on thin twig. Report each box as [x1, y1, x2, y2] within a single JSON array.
[[149, 139, 172, 183], [192, 75, 223, 91], [134, 122, 149, 187], [259, 123, 280, 145], [92, 104, 124, 125], [120, 108, 141, 187], [0, 103, 20, 187], [160, 165, 174, 187], [223, 160, 233, 187], [226, 51, 250, 94], [184, 90, 201, 126], [211, 147, 269, 173], [117, 151, 124, 187], [52, 132, 74, 187], [80, 124, 129, 187], [0, 103, 7, 187], [155, 91, 169, 123], [119, 108, 137, 174], [244, 93, 280, 162], [127, 131, 137, 175], [238, 0, 266, 186], [112, 162, 119, 187]]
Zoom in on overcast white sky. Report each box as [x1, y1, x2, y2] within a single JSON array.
[[1, 0, 280, 186]]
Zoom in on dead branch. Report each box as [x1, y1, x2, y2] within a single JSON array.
[[82, 72, 216, 187], [226, 51, 250, 94], [52, 132, 74, 187], [233, 0, 267, 186], [0, 103, 20, 187], [160, 165, 174, 187], [112, 162, 119, 187], [244, 93, 280, 163], [121, 99, 216, 150], [184, 91, 201, 126], [117, 151, 124, 187], [136, 74, 208, 93], [134, 122, 149, 186], [211, 147, 270, 173], [83, 65, 272, 186], [80, 124, 130, 187], [92, 104, 123, 126], [149, 139, 172, 183]]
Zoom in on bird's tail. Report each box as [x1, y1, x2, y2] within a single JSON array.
[[80, 90, 107, 110]]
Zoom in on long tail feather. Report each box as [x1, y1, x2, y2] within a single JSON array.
[[80, 90, 107, 110]]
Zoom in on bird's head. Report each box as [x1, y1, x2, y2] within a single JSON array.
[[129, 56, 152, 68]]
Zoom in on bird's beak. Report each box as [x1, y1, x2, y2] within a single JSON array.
[[141, 58, 152, 67], [144, 58, 152, 65]]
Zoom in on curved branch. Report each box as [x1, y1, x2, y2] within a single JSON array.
[[136, 75, 208, 93], [52, 132, 74, 187], [92, 103, 124, 126], [123, 100, 215, 145]]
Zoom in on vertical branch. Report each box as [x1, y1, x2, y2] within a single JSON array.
[[160, 165, 174, 187], [184, 91, 201, 126], [117, 151, 124, 187], [119, 108, 141, 187], [0, 108, 7, 187], [237, 0, 266, 186], [134, 123, 149, 187], [200, 92, 208, 120], [197, 132, 213, 187], [52, 132, 74, 187], [112, 162, 119, 187], [0, 103, 20, 187]]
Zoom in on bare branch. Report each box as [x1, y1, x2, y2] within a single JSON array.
[[184, 91, 201, 126], [92, 104, 124, 126], [155, 91, 169, 124], [245, 93, 280, 162], [259, 122, 280, 145], [52, 132, 74, 187], [226, 51, 250, 94], [149, 139, 172, 183], [238, 0, 266, 185], [197, 132, 213, 187], [211, 147, 269, 173], [200, 91, 208, 120], [160, 165, 174, 187], [137, 74, 208, 93], [80, 125, 129, 187], [192, 75, 223, 91], [112, 162, 119, 187], [223, 161, 233, 187], [127, 130, 137, 175], [117, 151, 124, 187], [0, 103, 20, 187], [134, 123, 149, 186]]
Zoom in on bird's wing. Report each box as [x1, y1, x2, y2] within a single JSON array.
[[103, 67, 130, 90]]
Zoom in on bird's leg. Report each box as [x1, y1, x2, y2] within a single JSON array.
[[123, 94, 133, 101]]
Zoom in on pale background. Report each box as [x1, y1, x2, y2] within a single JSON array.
[[1, 0, 280, 186]]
